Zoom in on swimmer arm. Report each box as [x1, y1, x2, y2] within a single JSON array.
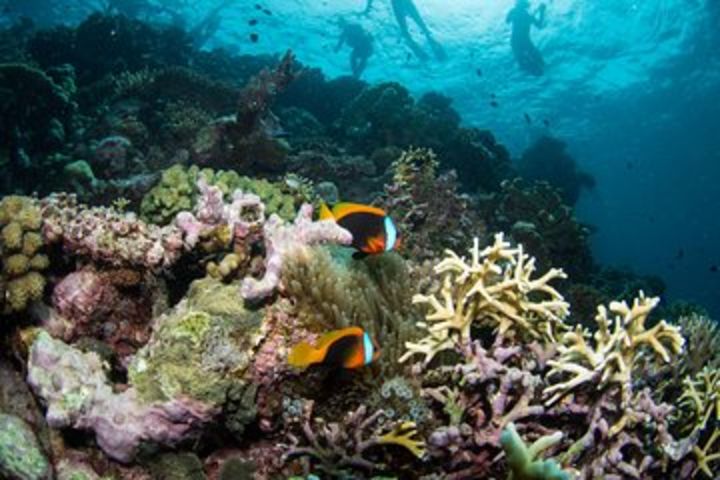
[[534, 3, 546, 28], [362, 0, 374, 15], [335, 31, 346, 52]]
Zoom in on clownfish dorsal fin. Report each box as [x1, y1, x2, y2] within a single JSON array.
[[315, 327, 364, 351], [331, 203, 386, 221], [319, 202, 335, 221]]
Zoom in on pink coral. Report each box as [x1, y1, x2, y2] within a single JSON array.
[[41, 194, 184, 270], [27, 331, 217, 463], [240, 204, 353, 300], [174, 178, 265, 250], [51, 269, 119, 337]]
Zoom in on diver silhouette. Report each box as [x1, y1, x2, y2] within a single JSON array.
[[362, 0, 446, 61], [506, 0, 546, 76], [335, 19, 374, 78]]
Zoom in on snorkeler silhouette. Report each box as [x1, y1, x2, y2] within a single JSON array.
[[335, 19, 374, 78], [506, 0, 546, 76], [362, 0, 446, 61]]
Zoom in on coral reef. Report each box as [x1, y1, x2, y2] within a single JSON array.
[[285, 400, 425, 476], [402, 234, 569, 365], [240, 204, 353, 300], [501, 422, 570, 480], [0, 413, 52, 480], [0, 195, 48, 313], [378, 147, 485, 260], [28, 330, 217, 463], [142, 164, 304, 226], [483, 178, 595, 282], [41, 193, 185, 270], [517, 136, 595, 206]]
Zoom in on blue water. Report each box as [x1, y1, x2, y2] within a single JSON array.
[[5, 0, 719, 315]]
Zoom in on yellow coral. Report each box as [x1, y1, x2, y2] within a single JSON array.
[[1, 222, 23, 250], [0, 195, 49, 313], [3, 254, 29, 276], [678, 367, 720, 432], [401, 233, 569, 364], [544, 292, 683, 436], [377, 421, 426, 459], [22, 232, 43, 256]]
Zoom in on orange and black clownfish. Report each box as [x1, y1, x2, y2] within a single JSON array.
[[319, 202, 400, 257], [288, 327, 380, 369]]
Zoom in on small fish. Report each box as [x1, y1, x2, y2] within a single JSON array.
[[490, 100, 499, 108], [250, 33, 259, 43], [475, 68, 483, 77], [255, 3, 262, 9], [675, 249, 684, 260], [524, 112, 532, 124], [542, 118, 550, 127], [711, 265, 718, 273], [248, 19, 258, 26], [288, 327, 380, 369], [319, 202, 400, 256], [263, 8, 272, 15]]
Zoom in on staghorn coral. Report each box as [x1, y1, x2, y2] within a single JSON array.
[[285, 400, 425, 476], [401, 234, 569, 365], [0, 195, 48, 313], [544, 292, 684, 421], [377, 147, 485, 260], [676, 367, 720, 478]]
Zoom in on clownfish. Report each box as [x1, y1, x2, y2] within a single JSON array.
[[319, 202, 400, 256], [288, 327, 380, 369]]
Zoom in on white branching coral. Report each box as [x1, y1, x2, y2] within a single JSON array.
[[400, 233, 570, 365], [544, 292, 684, 423]]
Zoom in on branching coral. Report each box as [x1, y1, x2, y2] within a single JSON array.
[[285, 400, 425, 475], [240, 205, 352, 300], [0, 195, 48, 313], [676, 367, 720, 478], [544, 292, 684, 416], [401, 234, 569, 365], [500, 422, 570, 480]]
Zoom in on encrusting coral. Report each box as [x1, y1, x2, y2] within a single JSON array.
[[27, 329, 217, 463], [27, 276, 266, 463], [401, 233, 569, 365], [0, 195, 49, 313]]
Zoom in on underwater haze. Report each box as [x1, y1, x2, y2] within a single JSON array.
[[1, 0, 720, 479]]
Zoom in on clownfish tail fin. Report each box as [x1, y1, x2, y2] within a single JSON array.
[[288, 341, 322, 368], [319, 202, 335, 221]]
